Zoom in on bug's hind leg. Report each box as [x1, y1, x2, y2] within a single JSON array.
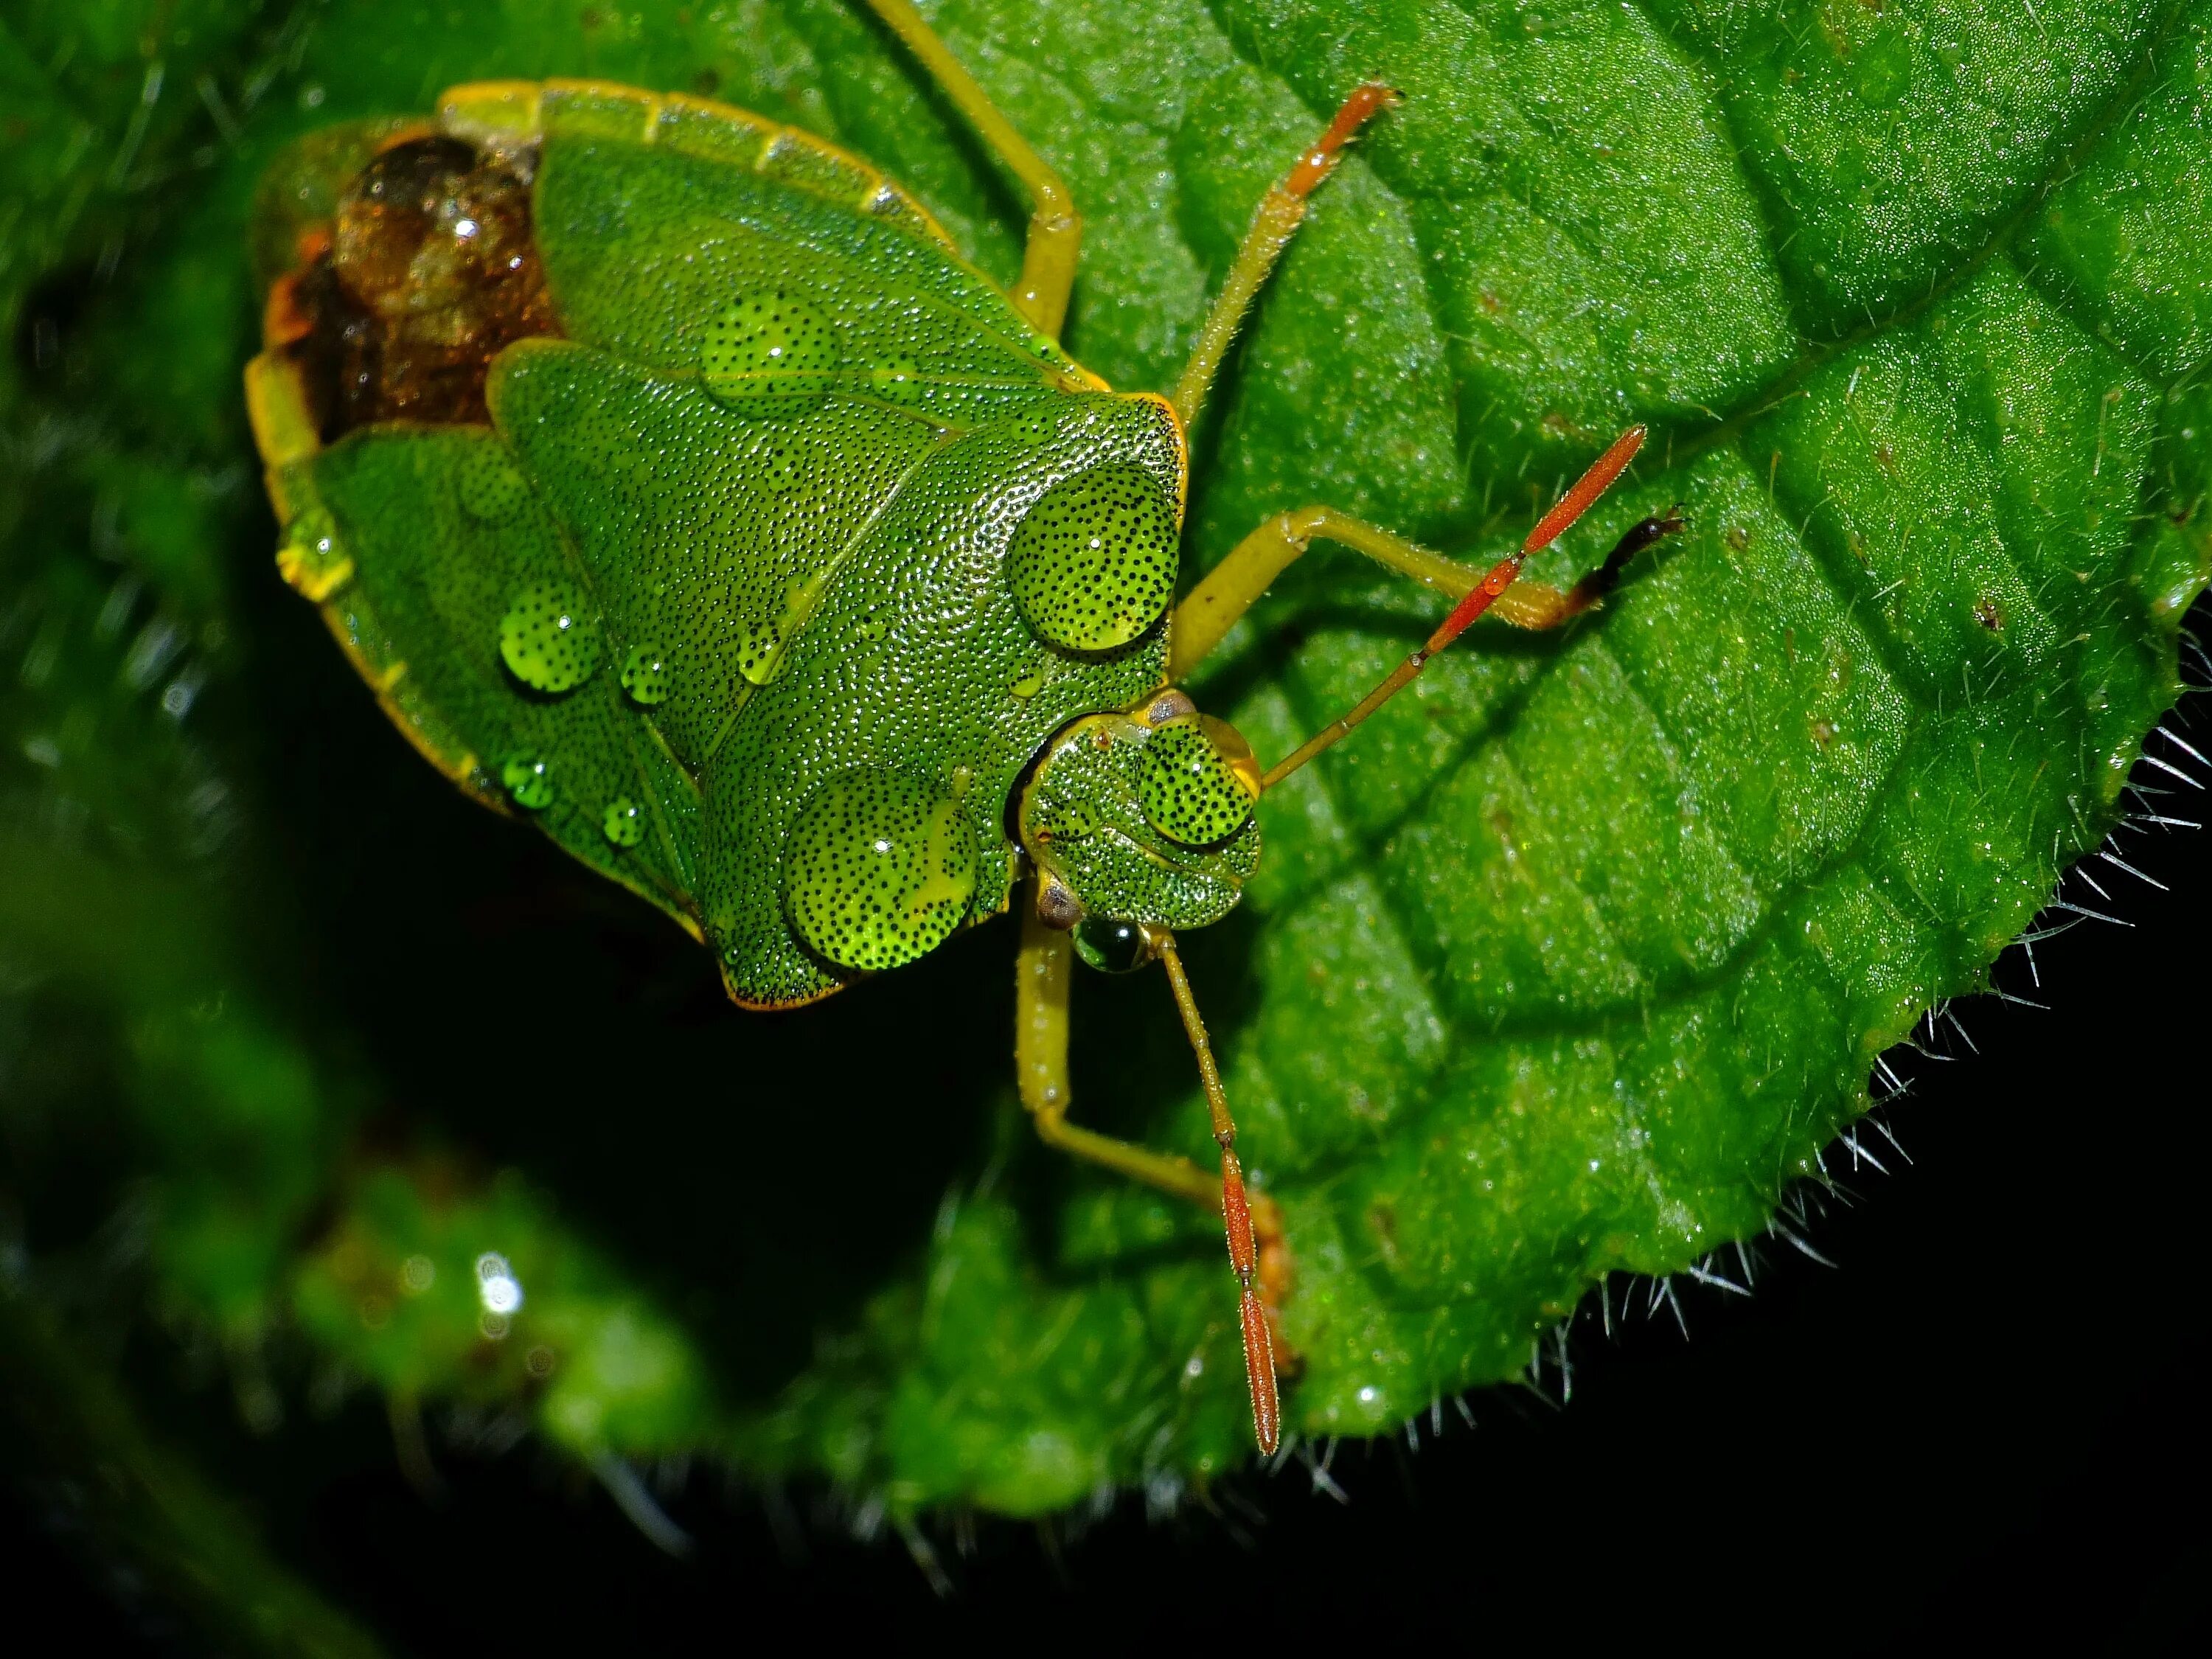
[[1170, 496, 1686, 681], [1015, 910, 1293, 1339], [864, 0, 1080, 339]]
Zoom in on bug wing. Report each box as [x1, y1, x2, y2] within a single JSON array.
[[280, 425, 706, 936], [486, 340, 943, 774]]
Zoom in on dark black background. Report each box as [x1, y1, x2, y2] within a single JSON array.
[[8, 711, 2209, 1655]]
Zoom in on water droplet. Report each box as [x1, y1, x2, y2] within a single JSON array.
[[602, 796, 645, 847], [1008, 465, 1179, 651], [700, 291, 839, 410], [1073, 915, 1152, 973], [459, 446, 530, 521], [502, 753, 554, 810], [736, 618, 784, 686], [620, 642, 674, 706], [852, 614, 887, 644], [277, 506, 351, 599], [285, 506, 337, 560], [498, 583, 599, 694], [1009, 671, 1045, 700], [869, 351, 928, 406], [783, 769, 978, 972]]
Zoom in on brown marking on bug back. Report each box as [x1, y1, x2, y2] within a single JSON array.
[[284, 136, 559, 440]]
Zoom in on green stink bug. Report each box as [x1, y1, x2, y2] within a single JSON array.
[[243, 0, 1677, 1454]]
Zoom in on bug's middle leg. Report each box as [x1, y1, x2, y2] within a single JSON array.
[[1014, 907, 1292, 1303], [1169, 501, 1683, 681]]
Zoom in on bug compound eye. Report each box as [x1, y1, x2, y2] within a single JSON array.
[[1138, 716, 1260, 849], [1072, 916, 1155, 974], [1008, 464, 1178, 653]]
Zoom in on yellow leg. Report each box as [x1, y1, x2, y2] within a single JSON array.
[[1169, 504, 1656, 682], [1197, 432, 1680, 788], [864, 0, 1079, 339], [1016, 905, 1222, 1208]]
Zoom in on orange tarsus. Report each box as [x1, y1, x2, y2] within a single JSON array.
[[1157, 933, 1282, 1456], [1284, 82, 1402, 201]]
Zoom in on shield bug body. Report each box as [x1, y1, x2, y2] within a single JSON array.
[[246, 0, 1677, 1454]]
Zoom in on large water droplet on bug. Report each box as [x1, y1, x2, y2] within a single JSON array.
[[459, 446, 529, 521], [601, 796, 644, 847], [1008, 464, 1179, 652], [700, 291, 839, 410], [619, 642, 673, 706], [498, 583, 598, 693], [501, 753, 554, 810], [736, 619, 784, 686], [783, 769, 977, 972]]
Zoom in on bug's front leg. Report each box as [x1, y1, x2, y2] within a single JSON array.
[[864, 0, 1080, 338]]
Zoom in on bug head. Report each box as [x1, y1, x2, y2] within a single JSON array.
[[1017, 689, 1262, 970]]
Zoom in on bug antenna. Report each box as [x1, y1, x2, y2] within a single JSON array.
[[1152, 928, 1281, 1454], [1260, 427, 1669, 790]]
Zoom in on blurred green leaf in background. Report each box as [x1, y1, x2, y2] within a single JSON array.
[[1, 0, 2207, 1644]]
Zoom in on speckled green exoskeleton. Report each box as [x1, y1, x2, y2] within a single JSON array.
[[245, 0, 1676, 1452]]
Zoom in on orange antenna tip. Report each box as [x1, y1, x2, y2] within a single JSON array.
[[1523, 424, 1647, 554], [1240, 1287, 1281, 1453]]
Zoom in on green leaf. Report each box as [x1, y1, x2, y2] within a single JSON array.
[[1, 0, 2206, 1557]]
